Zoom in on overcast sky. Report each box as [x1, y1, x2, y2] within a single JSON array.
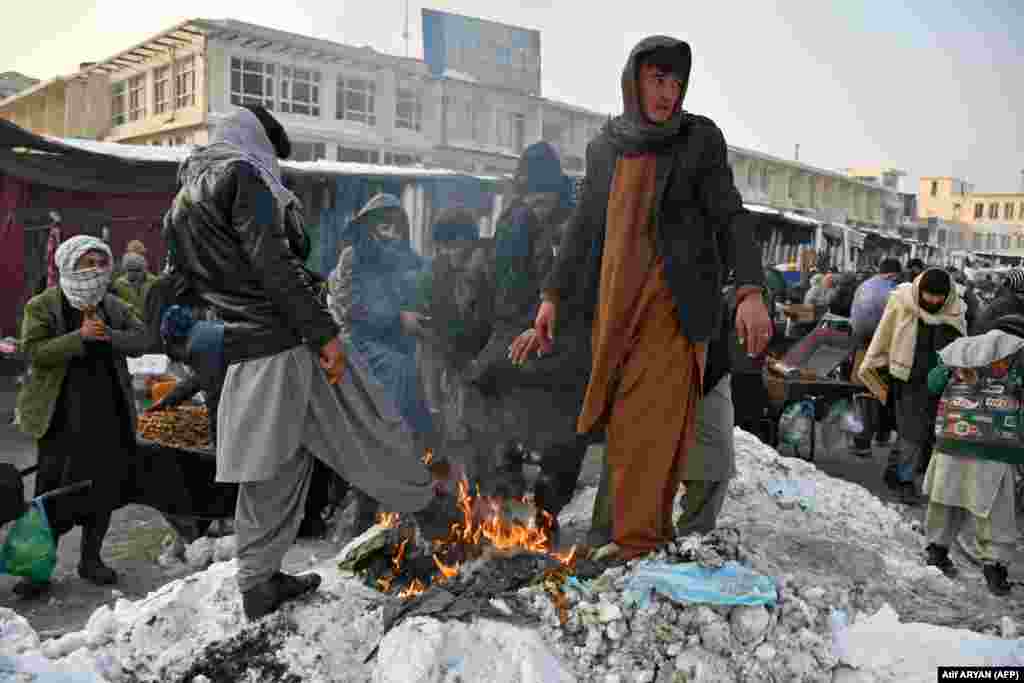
[[4, 0, 1021, 193]]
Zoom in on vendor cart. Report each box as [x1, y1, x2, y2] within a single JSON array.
[[126, 437, 237, 522], [762, 330, 861, 461]]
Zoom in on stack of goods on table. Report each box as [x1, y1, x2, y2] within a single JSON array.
[[137, 405, 211, 451]]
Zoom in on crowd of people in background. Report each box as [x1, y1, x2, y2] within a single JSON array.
[[10, 34, 1024, 613]]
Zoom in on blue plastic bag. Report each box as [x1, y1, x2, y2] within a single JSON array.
[[0, 499, 57, 582], [622, 561, 778, 609], [765, 479, 816, 506]]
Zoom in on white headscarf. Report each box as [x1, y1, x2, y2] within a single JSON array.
[[204, 107, 297, 207], [55, 235, 113, 311]]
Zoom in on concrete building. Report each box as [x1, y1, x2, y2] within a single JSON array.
[[728, 151, 898, 229], [0, 72, 39, 100], [0, 17, 606, 176]]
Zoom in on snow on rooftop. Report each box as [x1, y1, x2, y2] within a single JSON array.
[[443, 69, 478, 83], [42, 137, 479, 179], [781, 210, 821, 226], [744, 203, 779, 215], [54, 137, 192, 163]]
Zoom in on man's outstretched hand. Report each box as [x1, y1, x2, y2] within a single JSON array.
[[736, 290, 773, 356], [508, 300, 556, 364], [320, 337, 347, 385]]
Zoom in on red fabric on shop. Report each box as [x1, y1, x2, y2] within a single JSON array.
[[46, 226, 61, 289], [0, 175, 29, 338]]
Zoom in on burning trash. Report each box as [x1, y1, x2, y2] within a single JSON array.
[[340, 479, 580, 602]]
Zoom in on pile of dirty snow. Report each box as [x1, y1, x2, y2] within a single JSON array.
[[3, 428, 1024, 683]]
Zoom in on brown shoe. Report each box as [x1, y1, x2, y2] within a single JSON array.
[[242, 572, 322, 621]]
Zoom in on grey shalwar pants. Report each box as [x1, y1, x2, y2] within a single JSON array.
[[219, 346, 434, 593], [926, 502, 1015, 565]]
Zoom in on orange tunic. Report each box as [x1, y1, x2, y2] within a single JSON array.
[[578, 153, 705, 559]]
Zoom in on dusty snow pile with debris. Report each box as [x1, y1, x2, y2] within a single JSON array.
[[3, 428, 1023, 683]]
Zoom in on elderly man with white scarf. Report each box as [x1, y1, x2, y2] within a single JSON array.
[[15, 235, 147, 598], [163, 104, 455, 621]]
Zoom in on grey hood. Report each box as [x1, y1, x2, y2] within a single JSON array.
[[178, 108, 297, 207]]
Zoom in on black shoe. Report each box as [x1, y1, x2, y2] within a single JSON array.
[[925, 543, 959, 578], [12, 579, 51, 599], [78, 559, 118, 586], [242, 571, 322, 621], [984, 563, 1012, 596]]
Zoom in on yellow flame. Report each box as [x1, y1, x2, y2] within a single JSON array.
[[376, 512, 400, 529], [398, 578, 427, 599]]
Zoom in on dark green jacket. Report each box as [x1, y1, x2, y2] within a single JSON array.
[[111, 272, 159, 319], [16, 287, 148, 440]]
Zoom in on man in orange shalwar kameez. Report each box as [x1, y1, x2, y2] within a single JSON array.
[[515, 36, 772, 561]]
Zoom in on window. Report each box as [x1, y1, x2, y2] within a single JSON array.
[[290, 142, 327, 162], [174, 135, 189, 146], [989, 203, 999, 219], [496, 111, 525, 152], [382, 152, 418, 166], [153, 66, 170, 114], [111, 82, 126, 126], [496, 46, 512, 66], [1006, 203, 1015, 220], [339, 146, 379, 164], [395, 87, 423, 132], [336, 77, 376, 125], [472, 104, 490, 144], [930, 180, 938, 197], [175, 56, 196, 108], [127, 74, 146, 122], [231, 57, 275, 109], [975, 203, 985, 219], [280, 67, 320, 116]]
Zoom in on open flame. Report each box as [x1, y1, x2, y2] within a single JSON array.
[[376, 512, 401, 529], [374, 477, 577, 600]]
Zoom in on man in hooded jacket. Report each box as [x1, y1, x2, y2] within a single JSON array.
[[163, 105, 452, 620], [859, 268, 965, 503], [516, 37, 771, 560]]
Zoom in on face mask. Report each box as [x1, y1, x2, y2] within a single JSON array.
[[60, 266, 112, 311]]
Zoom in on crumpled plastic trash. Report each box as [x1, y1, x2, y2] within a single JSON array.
[[621, 561, 777, 609], [831, 608, 850, 659], [958, 638, 1024, 666], [764, 479, 815, 511], [825, 399, 864, 434], [778, 402, 813, 449], [0, 654, 104, 682]]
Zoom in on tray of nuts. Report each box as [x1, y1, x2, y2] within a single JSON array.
[[136, 405, 214, 458]]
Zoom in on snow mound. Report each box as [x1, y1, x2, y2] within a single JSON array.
[[4, 428, 1022, 682]]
